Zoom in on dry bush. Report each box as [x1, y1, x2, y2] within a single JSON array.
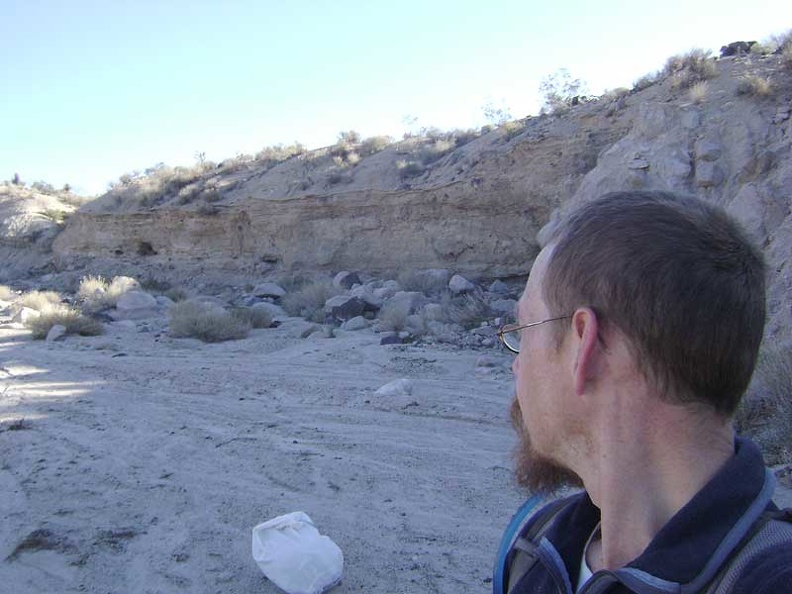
[[501, 121, 525, 140], [255, 143, 306, 165], [736, 75, 773, 97], [164, 288, 188, 302], [735, 344, 792, 464], [168, 300, 250, 342], [79, 275, 139, 312], [663, 49, 717, 90], [451, 128, 480, 147], [0, 285, 17, 301], [633, 72, 661, 92], [230, 306, 272, 329], [108, 164, 207, 207], [377, 300, 411, 332], [359, 136, 393, 156], [281, 279, 338, 320], [396, 160, 426, 179], [18, 290, 61, 311], [25, 304, 103, 339], [440, 293, 491, 330], [417, 139, 455, 164], [783, 45, 792, 70], [396, 270, 447, 295], [689, 81, 708, 104]]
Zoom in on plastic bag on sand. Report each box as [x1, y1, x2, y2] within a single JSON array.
[[252, 511, 344, 594]]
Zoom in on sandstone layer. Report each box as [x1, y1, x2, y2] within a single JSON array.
[[23, 54, 792, 339]]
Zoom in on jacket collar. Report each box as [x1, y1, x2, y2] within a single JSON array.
[[545, 436, 773, 587]]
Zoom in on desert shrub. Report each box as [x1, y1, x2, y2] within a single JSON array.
[[451, 128, 480, 147], [168, 300, 250, 342], [79, 275, 139, 312], [633, 72, 661, 92], [396, 160, 426, 179], [663, 49, 717, 90], [359, 135, 393, 156], [501, 120, 526, 141], [736, 75, 773, 97], [377, 300, 411, 332], [417, 139, 455, 164], [281, 279, 338, 320], [25, 304, 103, 339], [0, 285, 17, 301], [539, 68, 589, 114], [396, 270, 447, 295], [735, 344, 792, 464], [255, 143, 306, 164], [18, 290, 61, 311], [164, 287, 188, 302], [440, 292, 491, 330], [689, 81, 709, 104], [230, 306, 272, 329]]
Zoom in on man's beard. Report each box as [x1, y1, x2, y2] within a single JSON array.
[[510, 395, 583, 495]]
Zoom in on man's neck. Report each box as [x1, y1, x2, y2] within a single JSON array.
[[583, 402, 734, 572]]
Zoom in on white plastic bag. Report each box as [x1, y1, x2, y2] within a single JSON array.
[[252, 511, 344, 594]]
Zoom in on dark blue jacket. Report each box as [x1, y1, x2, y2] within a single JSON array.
[[506, 437, 792, 593]]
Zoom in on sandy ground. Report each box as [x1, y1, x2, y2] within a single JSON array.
[[0, 314, 528, 594], [2, 313, 790, 594]]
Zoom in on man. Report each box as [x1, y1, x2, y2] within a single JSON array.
[[494, 191, 792, 593]]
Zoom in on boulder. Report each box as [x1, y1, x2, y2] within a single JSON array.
[[333, 271, 361, 290], [116, 290, 157, 310], [449, 274, 476, 294], [324, 295, 366, 321], [252, 282, 286, 299], [12, 307, 40, 324], [341, 316, 367, 331], [488, 280, 511, 295], [251, 301, 287, 319], [375, 378, 413, 397], [46, 324, 67, 342]]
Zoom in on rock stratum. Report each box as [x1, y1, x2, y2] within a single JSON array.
[[5, 53, 792, 339]]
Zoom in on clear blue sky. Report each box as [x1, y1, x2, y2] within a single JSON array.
[[2, 0, 789, 194]]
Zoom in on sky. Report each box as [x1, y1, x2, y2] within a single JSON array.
[[2, 0, 790, 195]]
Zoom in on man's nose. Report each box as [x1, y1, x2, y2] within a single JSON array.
[[511, 355, 519, 374]]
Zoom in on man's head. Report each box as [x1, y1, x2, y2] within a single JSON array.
[[510, 190, 766, 493]]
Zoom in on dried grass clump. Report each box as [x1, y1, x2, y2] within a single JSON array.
[[168, 300, 250, 343], [359, 136, 393, 156], [689, 81, 709, 104], [230, 307, 273, 329], [25, 304, 103, 339], [633, 72, 661, 92], [783, 45, 792, 70], [78, 275, 140, 312], [663, 49, 717, 90], [736, 75, 773, 97], [281, 279, 338, 321], [0, 285, 17, 301], [441, 293, 491, 330], [18, 290, 61, 312], [255, 143, 306, 165], [735, 344, 792, 464], [396, 160, 426, 179], [377, 300, 411, 332]]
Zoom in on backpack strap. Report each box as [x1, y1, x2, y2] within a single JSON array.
[[701, 507, 792, 594], [493, 495, 578, 594]]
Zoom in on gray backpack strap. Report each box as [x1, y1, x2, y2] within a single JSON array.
[[704, 508, 792, 594], [506, 496, 577, 594]]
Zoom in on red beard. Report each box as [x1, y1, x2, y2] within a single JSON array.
[[510, 395, 583, 494]]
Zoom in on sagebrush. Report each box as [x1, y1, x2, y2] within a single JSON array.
[[168, 300, 251, 343], [25, 304, 103, 339]]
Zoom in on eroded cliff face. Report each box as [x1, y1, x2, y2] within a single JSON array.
[[50, 54, 792, 337]]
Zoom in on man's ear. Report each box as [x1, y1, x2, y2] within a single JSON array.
[[572, 307, 600, 396]]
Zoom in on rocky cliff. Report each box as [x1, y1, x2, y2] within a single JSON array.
[[13, 53, 792, 339]]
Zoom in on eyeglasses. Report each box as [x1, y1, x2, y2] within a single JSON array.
[[497, 315, 572, 354]]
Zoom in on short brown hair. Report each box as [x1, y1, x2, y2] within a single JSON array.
[[543, 191, 766, 416]]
